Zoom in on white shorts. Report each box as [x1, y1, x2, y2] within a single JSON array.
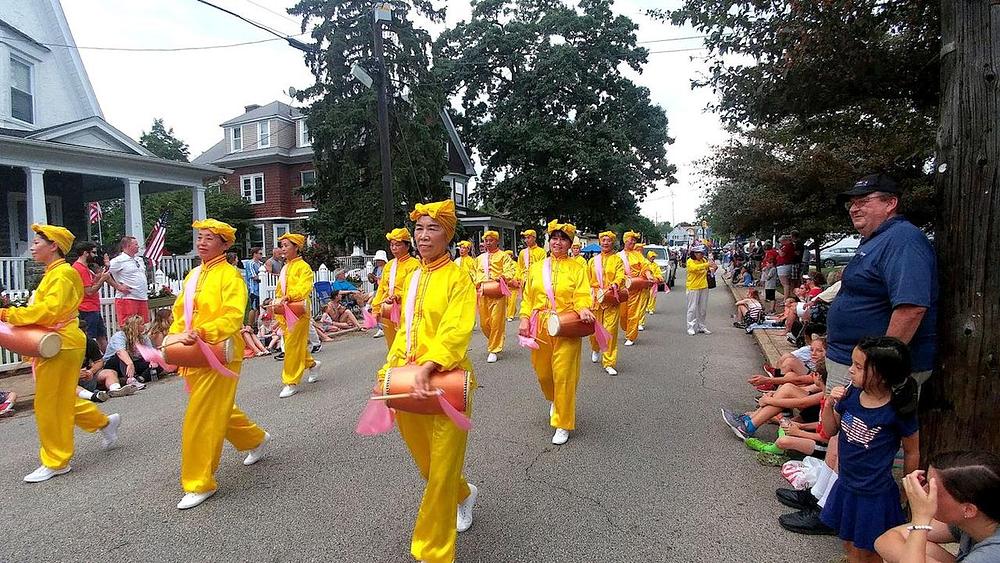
[[777, 265, 793, 277]]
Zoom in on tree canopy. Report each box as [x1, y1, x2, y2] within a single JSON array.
[[139, 118, 190, 162], [435, 0, 676, 232], [290, 0, 451, 249]]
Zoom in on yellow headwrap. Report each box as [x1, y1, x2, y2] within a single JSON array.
[[572, 237, 581, 248], [623, 230, 640, 242], [546, 219, 577, 239], [481, 230, 499, 241], [520, 229, 537, 237], [457, 240, 472, 249], [279, 232, 306, 248], [647, 251, 657, 259], [31, 224, 74, 255], [192, 219, 236, 244], [385, 227, 411, 242], [409, 199, 457, 239], [598, 230, 617, 241]]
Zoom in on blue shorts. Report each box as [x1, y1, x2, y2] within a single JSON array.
[[247, 293, 260, 310], [79, 311, 107, 340]]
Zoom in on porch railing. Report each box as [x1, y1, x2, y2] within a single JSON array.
[[0, 257, 28, 291]]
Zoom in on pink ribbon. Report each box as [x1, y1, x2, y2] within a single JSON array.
[[361, 307, 378, 329], [436, 389, 472, 431], [356, 396, 395, 435], [136, 344, 177, 372], [282, 303, 300, 331], [389, 301, 401, 324], [593, 321, 611, 352], [498, 277, 511, 297], [518, 310, 540, 349]]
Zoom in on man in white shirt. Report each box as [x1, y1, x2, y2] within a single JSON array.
[[107, 236, 150, 326]]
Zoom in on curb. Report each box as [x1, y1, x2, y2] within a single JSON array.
[[721, 275, 794, 368]]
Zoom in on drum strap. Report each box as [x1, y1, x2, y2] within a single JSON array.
[[594, 254, 605, 288], [541, 258, 557, 312], [480, 252, 490, 279], [619, 250, 630, 274], [404, 268, 422, 361], [183, 266, 237, 378]]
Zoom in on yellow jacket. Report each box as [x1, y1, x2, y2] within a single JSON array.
[[372, 255, 419, 316], [648, 262, 664, 283], [686, 258, 711, 290], [516, 245, 547, 280], [519, 256, 591, 317], [473, 250, 517, 286], [2, 259, 85, 349], [168, 255, 247, 349], [275, 256, 313, 327], [378, 253, 477, 382], [454, 255, 478, 281], [572, 255, 587, 269], [588, 252, 626, 291], [618, 249, 651, 278]]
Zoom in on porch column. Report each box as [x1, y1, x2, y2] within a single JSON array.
[[122, 178, 144, 249], [192, 184, 207, 253], [24, 167, 47, 226]]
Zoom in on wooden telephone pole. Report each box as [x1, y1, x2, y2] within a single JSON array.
[[920, 1, 1000, 460]]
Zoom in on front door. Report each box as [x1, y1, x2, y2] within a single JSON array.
[[7, 193, 63, 255]]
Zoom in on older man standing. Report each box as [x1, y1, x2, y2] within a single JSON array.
[[107, 236, 149, 326]]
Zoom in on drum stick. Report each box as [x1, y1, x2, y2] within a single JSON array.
[[369, 393, 418, 401]]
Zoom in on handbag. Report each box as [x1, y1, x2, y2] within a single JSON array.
[[707, 272, 717, 289]]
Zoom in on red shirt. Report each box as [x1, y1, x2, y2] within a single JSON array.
[[72, 261, 101, 312], [808, 287, 822, 299], [776, 241, 795, 265], [763, 249, 778, 265]]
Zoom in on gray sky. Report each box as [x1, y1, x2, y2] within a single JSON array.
[[62, 0, 724, 225]]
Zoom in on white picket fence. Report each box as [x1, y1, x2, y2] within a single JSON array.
[[0, 255, 377, 372]]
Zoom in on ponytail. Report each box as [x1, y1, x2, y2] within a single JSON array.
[[857, 336, 916, 417], [889, 376, 918, 417]]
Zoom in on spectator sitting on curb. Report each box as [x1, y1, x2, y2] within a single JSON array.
[[148, 308, 172, 349], [102, 314, 158, 389], [733, 288, 766, 328], [240, 326, 272, 357], [751, 329, 827, 389], [78, 319, 136, 401]]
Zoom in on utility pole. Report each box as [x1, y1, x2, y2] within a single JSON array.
[[372, 4, 394, 236], [920, 0, 1000, 461]]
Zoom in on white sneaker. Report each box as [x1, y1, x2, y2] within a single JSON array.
[[307, 360, 321, 383], [177, 489, 216, 510], [372, 328, 384, 338], [486, 353, 498, 363], [605, 366, 618, 376], [457, 483, 479, 533], [698, 328, 712, 335], [23, 464, 71, 483], [108, 384, 136, 398], [687, 329, 696, 336], [243, 432, 271, 466], [552, 428, 570, 445], [279, 385, 298, 398], [506, 317, 514, 322], [624, 339, 634, 346], [100, 413, 121, 450], [126, 377, 146, 390], [591, 351, 600, 363], [638, 325, 645, 331]]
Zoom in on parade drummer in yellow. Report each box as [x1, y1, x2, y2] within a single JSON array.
[[588, 231, 626, 376], [169, 219, 269, 510], [473, 230, 516, 363], [645, 250, 665, 316], [618, 231, 653, 346], [512, 229, 546, 321], [518, 220, 595, 445], [571, 237, 587, 268], [273, 232, 320, 398], [376, 199, 479, 563], [2, 224, 120, 483], [371, 227, 419, 350], [454, 240, 477, 281]]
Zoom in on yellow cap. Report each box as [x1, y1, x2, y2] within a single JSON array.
[[31, 224, 74, 255], [457, 240, 472, 248], [279, 232, 306, 248], [385, 227, 411, 242], [546, 219, 577, 239], [647, 251, 657, 259], [623, 230, 640, 242], [192, 218, 237, 244], [598, 231, 616, 241], [482, 230, 499, 241], [520, 229, 537, 237], [409, 200, 457, 239], [572, 237, 581, 248]]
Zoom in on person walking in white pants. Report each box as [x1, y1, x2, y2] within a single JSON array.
[[684, 244, 717, 335]]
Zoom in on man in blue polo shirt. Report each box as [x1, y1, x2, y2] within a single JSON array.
[[825, 173, 938, 389]]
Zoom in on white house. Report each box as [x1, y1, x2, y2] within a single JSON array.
[[0, 0, 228, 289]]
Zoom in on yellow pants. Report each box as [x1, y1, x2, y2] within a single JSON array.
[[34, 349, 109, 469], [280, 315, 315, 385], [506, 287, 520, 319], [589, 304, 620, 369], [532, 315, 583, 430], [619, 289, 647, 342], [396, 394, 474, 563], [181, 365, 266, 494], [478, 295, 507, 353], [646, 288, 658, 314], [382, 317, 399, 351]]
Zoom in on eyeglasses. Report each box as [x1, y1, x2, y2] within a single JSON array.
[[844, 194, 888, 210]]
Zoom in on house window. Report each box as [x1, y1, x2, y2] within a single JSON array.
[[258, 120, 270, 148], [300, 170, 316, 201], [272, 223, 290, 246], [10, 57, 33, 124], [444, 141, 449, 159], [240, 173, 265, 204], [454, 181, 466, 207], [247, 224, 265, 253], [231, 127, 242, 152], [298, 120, 310, 147]]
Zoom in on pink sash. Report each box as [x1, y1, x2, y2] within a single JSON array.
[[480, 252, 510, 296], [541, 258, 557, 312], [386, 259, 401, 324], [277, 265, 300, 330], [182, 266, 238, 379]]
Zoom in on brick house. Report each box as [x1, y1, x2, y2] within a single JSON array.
[[193, 101, 518, 253]]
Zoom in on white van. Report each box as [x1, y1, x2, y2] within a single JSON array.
[[643, 244, 677, 289]]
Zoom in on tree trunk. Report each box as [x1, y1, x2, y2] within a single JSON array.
[[920, 1, 1000, 462]]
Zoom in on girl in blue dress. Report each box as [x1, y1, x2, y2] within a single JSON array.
[[820, 336, 920, 562]]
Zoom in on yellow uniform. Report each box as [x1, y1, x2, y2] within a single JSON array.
[[169, 254, 266, 494], [371, 254, 419, 350], [473, 250, 516, 353], [572, 255, 587, 268], [2, 259, 108, 470], [377, 253, 477, 563], [618, 249, 652, 342], [588, 252, 626, 369], [454, 255, 477, 281], [512, 245, 547, 320], [276, 256, 316, 385], [646, 261, 665, 315], [685, 257, 712, 333], [520, 256, 591, 430]]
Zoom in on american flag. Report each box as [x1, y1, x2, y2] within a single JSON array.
[[842, 412, 882, 449], [144, 211, 170, 266], [87, 201, 102, 224]]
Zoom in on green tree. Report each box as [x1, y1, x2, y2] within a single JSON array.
[[289, 0, 450, 249], [139, 118, 190, 162], [608, 215, 663, 245], [435, 0, 676, 232]]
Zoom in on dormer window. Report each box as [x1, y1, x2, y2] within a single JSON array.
[[10, 57, 34, 124], [230, 126, 242, 152], [258, 120, 270, 148], [298, 120, 310, 147]]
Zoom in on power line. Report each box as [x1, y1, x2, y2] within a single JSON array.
[[0, 33, 306, 52], [194, 0, 288, 39], [240, 0, 301, 26]]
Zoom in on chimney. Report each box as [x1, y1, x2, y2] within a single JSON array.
[[244, 104, 261, 113]]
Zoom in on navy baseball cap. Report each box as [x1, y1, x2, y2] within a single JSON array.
[[837, 174, 901, 202]]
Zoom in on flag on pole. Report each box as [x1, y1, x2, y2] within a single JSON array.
[[87, 201, 102, 224], [144, 210, 170, 267]]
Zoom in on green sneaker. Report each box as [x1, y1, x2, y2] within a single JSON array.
[[777, 428, 786, 438], [746, 438, 785, 455]]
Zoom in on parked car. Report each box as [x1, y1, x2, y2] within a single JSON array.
[[805, 247, 857, 268], [643, 245, 677, 289]]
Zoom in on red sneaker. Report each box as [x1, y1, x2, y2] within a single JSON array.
[[762, 363, 776, 377]]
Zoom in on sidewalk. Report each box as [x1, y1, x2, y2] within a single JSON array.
[[721, 274, 795, 368]]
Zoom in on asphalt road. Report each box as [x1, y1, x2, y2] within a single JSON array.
[[0, 269, 841, 562]]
